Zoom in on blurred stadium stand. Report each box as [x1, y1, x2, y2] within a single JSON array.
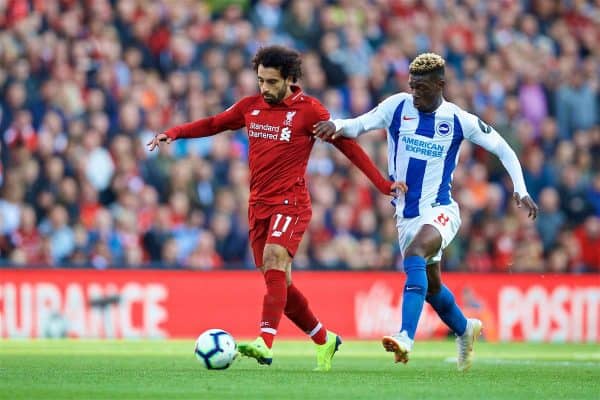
[[0, 0, 598, 272]]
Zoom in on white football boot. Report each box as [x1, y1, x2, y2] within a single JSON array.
[[382, 330, 413, 364], [456, 318, 482, 372]]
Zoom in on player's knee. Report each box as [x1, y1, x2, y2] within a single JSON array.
[[406, 227, 442, 259], [404, 242, 428, 259], [262, 258, 286, 272], [262, 247, 288, 271]]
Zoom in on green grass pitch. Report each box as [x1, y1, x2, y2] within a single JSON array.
[[1, 339, 598, 400]]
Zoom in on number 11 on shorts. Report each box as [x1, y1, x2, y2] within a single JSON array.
[[272, 214, 292, 238]]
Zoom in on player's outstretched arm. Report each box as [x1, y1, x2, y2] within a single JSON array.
[[465, 115, 538, 219], [313, 94, 406, 140], [313, 114, 384, 140], [331, 136, 407, 197], [147, 98, 251, 151], [486, 138, 538, 219]]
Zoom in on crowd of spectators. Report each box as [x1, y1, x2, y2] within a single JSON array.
[[0, 0, 598, 273]]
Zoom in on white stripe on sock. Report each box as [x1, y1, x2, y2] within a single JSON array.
[[261, 327, 277, 335], [308, 322, 323, 337]]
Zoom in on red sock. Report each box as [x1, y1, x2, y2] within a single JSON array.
[[285, 284, 327, 345], [260, 270, 288, 348]]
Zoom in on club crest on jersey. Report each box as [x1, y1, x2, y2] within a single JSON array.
[[284, 111, 297, 126], [435, 121, 452, 136], [280, 127, 291, 142]]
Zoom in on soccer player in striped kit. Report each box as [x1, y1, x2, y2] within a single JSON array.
[[314, 53, 538, 371]]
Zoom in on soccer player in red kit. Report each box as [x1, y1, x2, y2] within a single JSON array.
[[147, 46, 406, 370]]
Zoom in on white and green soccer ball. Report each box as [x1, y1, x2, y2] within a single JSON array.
[[194, 329, 237, 370]]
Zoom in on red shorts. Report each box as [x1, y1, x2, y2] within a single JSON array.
[[248, 204, 312, 267]]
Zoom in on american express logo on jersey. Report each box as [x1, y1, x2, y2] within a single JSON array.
[[401, 136, 444, 157]]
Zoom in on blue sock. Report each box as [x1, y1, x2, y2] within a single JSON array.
[[400, 256, 428, 340], [426, 285, 467, 336]]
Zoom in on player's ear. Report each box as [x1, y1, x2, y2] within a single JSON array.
[[437, 77, 446, 90]]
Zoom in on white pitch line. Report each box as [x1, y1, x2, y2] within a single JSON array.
[[444, 357, 600, 367]]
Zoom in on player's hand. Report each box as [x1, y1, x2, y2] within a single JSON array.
[[146, 132, 172, 151], [313, 121, 340, 140], [389, 181, 408, 197], [513, 193, 538, 220]]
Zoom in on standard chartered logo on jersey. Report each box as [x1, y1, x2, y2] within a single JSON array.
[[248, 122, 291, 142], [402, 136, 445, 157]]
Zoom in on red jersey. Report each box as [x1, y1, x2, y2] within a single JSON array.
[[166, 86, 390, 210]]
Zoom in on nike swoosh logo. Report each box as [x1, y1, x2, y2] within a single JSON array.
[[406, 286, 420, 291], [403, 116, 416, 120]]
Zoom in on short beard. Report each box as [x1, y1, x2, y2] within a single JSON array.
[[263, 95, 277, 104], [264, 86, 287, 104]]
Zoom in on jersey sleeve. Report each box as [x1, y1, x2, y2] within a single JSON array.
[[333, 93, 409, 138], [330, 137, 392, 194], [460, 110, 529, 197], [165, 97, 252, 140]]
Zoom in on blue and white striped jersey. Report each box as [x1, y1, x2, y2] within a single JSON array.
[[334, 93, 528, 219]]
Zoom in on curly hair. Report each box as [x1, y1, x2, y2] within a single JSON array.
[[252, 46, 302, 83], [409, 53, 445, 77]]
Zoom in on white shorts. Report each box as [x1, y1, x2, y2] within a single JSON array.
[[396, 202, 461, 264]]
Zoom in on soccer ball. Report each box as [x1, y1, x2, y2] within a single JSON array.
[[194, 329, 237, 370]]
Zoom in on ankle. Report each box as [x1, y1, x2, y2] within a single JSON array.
[[260, 333, 274, 348]]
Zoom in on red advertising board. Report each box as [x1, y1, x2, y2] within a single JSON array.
[[0, 269, 598, 342]]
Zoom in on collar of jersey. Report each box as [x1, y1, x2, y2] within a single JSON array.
[[280, 85, 303, 106], [414, 97, 447, 114]]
